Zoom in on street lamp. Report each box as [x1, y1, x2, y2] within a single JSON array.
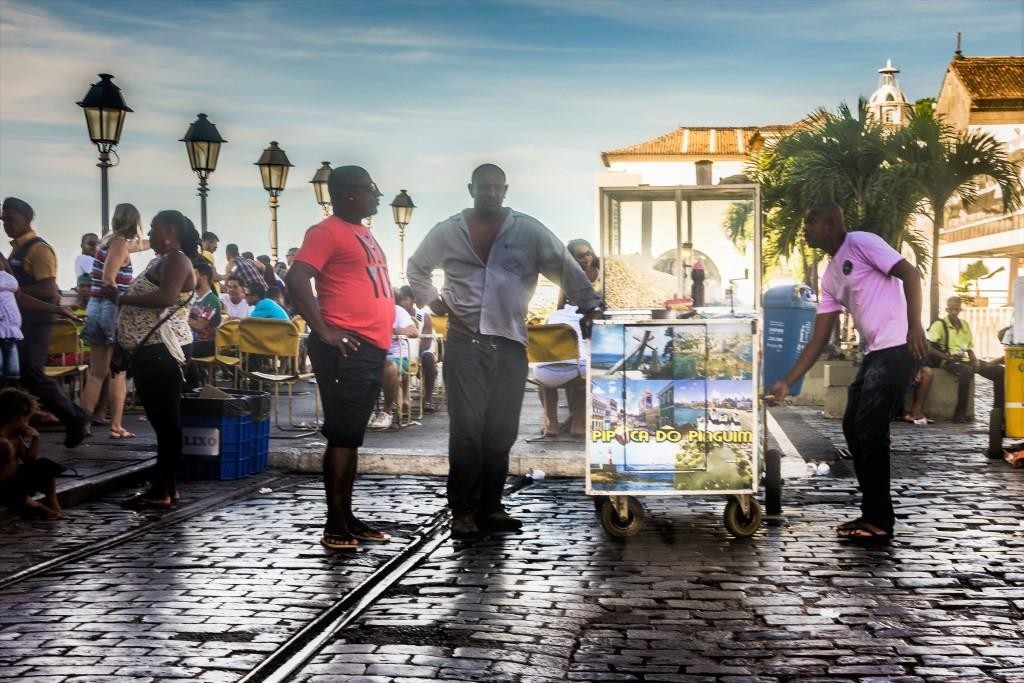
[[390, 190, 416, 282], [254, 141, 293, 263], [310, 161, 332, 217], [180, 113, 227, 234], [77, 73, 132, 235]]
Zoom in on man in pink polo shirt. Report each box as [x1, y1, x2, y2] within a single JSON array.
[[768, 201, 927, 542], [286, 165, 395, 551]]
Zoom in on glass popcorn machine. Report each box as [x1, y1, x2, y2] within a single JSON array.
[[588, 183, 777, 538]]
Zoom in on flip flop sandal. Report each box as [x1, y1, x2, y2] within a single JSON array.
[[837, 520, 892, 542], [351, 526, 391, 543], [121, 494, 173, 510], [320, 532, 359, 550], [835, 518, 864, 532], [525, 433, 560, 443]]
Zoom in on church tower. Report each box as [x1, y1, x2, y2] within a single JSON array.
[[867, 58, 912, 128]]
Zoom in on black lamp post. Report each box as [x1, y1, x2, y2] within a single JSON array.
[[310, 161, 332, 217], [77, 73, 132, 235], [390, 190, 416, 282], [254, 141, 293, 263], [180, 113, 227, 234]]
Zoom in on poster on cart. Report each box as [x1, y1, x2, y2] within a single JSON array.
[[588, 321, 755, 493]]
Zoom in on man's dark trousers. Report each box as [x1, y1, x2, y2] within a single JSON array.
[[978, 362, 1005, 454], [943, 361, 974, 421], [17, 322, 88, 429], [842, 344, 913, 534], [443, 329, 528, 517]]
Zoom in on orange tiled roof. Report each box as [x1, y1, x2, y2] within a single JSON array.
[[950, 56, 1024, 105], [602, 125, 801, 166], [601, 127, 761, 166]]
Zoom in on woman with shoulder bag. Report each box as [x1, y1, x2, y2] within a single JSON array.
[[101, 210, 197, 509]]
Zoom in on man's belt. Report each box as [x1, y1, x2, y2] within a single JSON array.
[[447, 317, 507, 347]]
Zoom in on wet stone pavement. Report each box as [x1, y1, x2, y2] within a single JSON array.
[[0, 476, 448, 682], [1, 379, 1023, 682]]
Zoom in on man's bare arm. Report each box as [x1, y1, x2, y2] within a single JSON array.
[[890, 259, 927, 360], [767, 311, 839, 402]]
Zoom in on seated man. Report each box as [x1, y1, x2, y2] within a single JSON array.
[[529, 305, 587, 442], [246, 283, 290, 320], [187, 261, 222, 388], [368, 291, 418, 431], [220, 275, 253, 319], [413, 298, 438, 413], [924, 296, 976, 423], [393, 285, 438, 413]]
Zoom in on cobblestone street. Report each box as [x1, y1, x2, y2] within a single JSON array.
[[2, 384, 1023, 682]]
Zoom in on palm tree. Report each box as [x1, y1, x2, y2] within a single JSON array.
[[749, 100, 929, 289], [894, 110, 1023, 320]]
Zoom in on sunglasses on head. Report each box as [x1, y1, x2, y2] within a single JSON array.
[[344, 181, 382, 197]]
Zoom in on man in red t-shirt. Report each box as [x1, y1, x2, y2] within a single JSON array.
[[286, 165, 395, 551]]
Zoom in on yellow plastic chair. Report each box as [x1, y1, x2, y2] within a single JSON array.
[[192, 318, 242, 387], [527, 323, 585, 440], [429, 314, 447, 363], [527, 323, 582, 365], [238, 318, 317, 433], [47, 318, 89, 400]]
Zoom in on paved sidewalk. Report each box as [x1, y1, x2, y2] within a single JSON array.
[[1, 379, 1022, 681], [25, 382, 585, 518], [25, 373, 1013, 520]]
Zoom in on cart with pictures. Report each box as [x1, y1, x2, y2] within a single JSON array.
[[588, 183, 779, 538]]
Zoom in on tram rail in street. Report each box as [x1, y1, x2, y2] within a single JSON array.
[[239, 477, 534, 683], [0, 472, 290, 590]]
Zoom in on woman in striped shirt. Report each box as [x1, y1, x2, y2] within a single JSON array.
[[79, 203, 141, 439]]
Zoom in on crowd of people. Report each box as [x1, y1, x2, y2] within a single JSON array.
[[0, 162, 604, 547], [2, 172, 1016, 551]]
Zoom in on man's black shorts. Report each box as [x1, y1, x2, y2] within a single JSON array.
[[307, 333, 386, 449]]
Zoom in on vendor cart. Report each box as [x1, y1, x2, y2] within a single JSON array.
[[588, 183, 775, 538]]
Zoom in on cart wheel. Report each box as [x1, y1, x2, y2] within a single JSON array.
[[599, 496, 645, 537], [724, 497, 763, 538], [592, 497, 608, 514]]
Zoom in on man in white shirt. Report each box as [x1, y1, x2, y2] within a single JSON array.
[[219, 274, 252, 319], [73, 233, 98, 281], [368, 290, 418, 430]]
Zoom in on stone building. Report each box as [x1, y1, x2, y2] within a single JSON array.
[[867, 58, 913, 128], [932, 51, 1024, 355]]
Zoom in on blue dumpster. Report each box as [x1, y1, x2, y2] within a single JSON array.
[[763, 284, 818, 395]]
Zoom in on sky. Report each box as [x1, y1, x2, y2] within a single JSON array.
[[1, 0, 1022, 287]]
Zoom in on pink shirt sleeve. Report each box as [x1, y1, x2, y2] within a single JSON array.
[[853, 232, 903, 276], [818, 287, 841, 314], [293, 224, 334, 272]]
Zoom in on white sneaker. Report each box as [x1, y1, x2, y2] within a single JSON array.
[[368, 411, 393, 430]]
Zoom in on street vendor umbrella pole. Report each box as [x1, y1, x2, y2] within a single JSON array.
[[255, 141, 293, 263]]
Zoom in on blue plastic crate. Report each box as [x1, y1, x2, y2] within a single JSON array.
[[180, 413, 252, 481], [178, 454, 244, 481], [250, 418, 270, 474]]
